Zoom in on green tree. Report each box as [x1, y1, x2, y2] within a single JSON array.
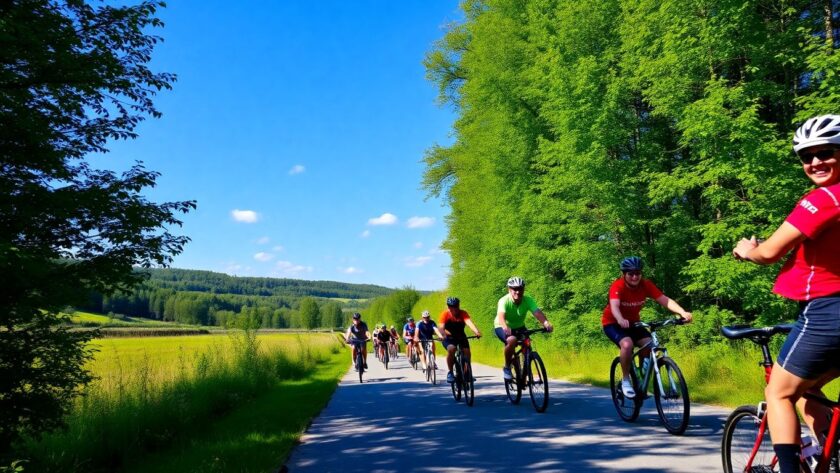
[[0, 0, 193, 452], [299, 297, 320, 329], [321, 302, 344, 329]]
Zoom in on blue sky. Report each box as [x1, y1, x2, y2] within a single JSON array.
[[96, 2, 462, 290]]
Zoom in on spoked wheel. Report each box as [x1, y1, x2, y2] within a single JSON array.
[[505, 358, 522, 404], [356, 353, 364, 383], [721, 405, 776, 473], [610, 356, 641, 422], [451, 356, 463, 401], [383, 349, 389, 370], [428, 352, 437, 384], [463, 358, 475, 407], [653, 357, 689, 434], [527, 352, 549, 413]]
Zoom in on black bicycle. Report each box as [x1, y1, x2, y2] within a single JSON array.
[[347, 338, 370, 383], [450, 335, 481, 407], [419, 338, 438, 384], [503, 327, 550, 412], [609, 318, 690, 435]]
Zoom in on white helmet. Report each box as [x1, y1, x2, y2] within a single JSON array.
[[793, 114, 840, 155], [507, 276, 525, 288]]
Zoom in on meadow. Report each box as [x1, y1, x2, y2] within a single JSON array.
[[21, 332, 346, 472]]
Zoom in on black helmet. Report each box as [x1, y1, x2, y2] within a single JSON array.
[[446, 296, 460, 307], [620, 256, 643, 272], [352, 312, 361, 320]]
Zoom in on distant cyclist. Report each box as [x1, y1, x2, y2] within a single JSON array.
[[344, 313, 370, 370], [441, 297, 481, 383], [495, 277, 553, 381], [732, 114, 840, 473], [372, 324, 381, 354], [403, 317, 418, 360], [389, 325, 399, 353], [415, 310, 444, 371], [375, 323, 393, 360], [601, 256, 691, 398]]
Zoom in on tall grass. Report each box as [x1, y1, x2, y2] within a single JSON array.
[[21, 332, 342, 472]]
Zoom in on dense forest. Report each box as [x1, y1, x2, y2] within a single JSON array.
[[423, 0, 840, 347], [77, 268, 393, 329]]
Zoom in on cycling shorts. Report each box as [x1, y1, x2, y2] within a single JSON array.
[[603, 324, 651, 346], [442, 337, 470, 350], [777, 296, 840, 380], [494, 326, 529, 343], [404, 337, 414, 344]]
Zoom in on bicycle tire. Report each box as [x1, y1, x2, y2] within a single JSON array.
[[528, 352, 549, 413], [384, 347, 389, 370], [610, 356, 641, 422], [505, 357, 522, 404], [430, 352, 436, 385], [464, 357, 475, 407], [451, 354, 462, 402], [653, 356, 689, 435], [357, 351, 364, 383], [721, 404, 776, 473]]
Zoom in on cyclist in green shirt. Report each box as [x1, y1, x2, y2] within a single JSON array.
[[494, 277, 553, 380]]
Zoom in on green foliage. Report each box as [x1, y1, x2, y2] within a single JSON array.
[[364, 287, 421, 329], [298, 298, 320, 329], [0, 0, 196, 454], [424, 0, 839, 346]]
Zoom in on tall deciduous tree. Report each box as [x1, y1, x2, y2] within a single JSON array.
[[298, 297, 321, 329], [0, 0, 193, 452]]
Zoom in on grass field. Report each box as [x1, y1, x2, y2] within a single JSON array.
[[22, 332, 347, 472]]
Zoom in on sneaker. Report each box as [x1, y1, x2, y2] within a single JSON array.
[[364, 362, 368, 369], [502, 366, 513, 380], [447, 371, 455, 383], [621, 378, 636, 398]]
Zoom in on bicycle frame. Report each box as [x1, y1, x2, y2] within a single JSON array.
[[631, 320, 681, 399]]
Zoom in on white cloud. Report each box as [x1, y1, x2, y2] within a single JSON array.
[[405, 256, 432, 268], [414, 242, 424, 249], [276, 260, 314, 275], [360, 230, 371, 238], [272, 245, 285, 252], [256, 236, 270, 245], [406, 216, 434, 229], [231, 209, 259, 223], [368, 213, 398, 226], [289, 164, 305, 175], [339, 266, 363, 274], [253, 252, 274, 262]]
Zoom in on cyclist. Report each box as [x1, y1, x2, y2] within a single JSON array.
[[415, 310, 444, 371], [495, 277, 553, 381], [402, 316, 418, 360], [732, 114, 840, 473], [375, 323, 393, 361], [372, 324, 381, 355], [441, 297, 481, 383], [389, 325, 399, 354], [343, 312, 370, 370], [602, 257, 692, 398]]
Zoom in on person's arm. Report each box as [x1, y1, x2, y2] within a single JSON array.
[[465, 318, 481, 338], [654, 295, 692, 322], [610, 299, 628, 328], [532, 308, 553, 332], [496, 298, 510, 334], [344, 327, 351, 342], [733, 222, 804, 264]]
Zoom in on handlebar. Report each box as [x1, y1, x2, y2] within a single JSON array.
[[514, 327, 549, 340], [632, 317, 686, 330], [346, 338, 370, 345]]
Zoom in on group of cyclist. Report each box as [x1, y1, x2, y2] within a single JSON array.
[[344, 114, 840, 473]]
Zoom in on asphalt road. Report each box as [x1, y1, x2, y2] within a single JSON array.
[[283, 350, 731, 472]]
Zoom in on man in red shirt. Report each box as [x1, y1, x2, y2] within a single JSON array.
[[440, 296, 482, 384], [602, 256, 692, 398]]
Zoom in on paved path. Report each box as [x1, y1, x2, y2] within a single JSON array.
[[284, 352, 730, 472]]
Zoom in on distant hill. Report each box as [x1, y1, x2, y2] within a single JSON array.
[[143, 268, 393, 300]]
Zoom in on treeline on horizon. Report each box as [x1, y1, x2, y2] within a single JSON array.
[[422, 0, 840, 347], [77, 268, 393, 329]]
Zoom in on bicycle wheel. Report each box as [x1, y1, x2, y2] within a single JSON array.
[[610, 356, 641, 422], [384, 347, 389, 370], [505, 357, 522, 404], [721, 404, 776, 473], [356, 352, 364, 383], [429, 352, 436, 385], [463, 358, 475, 407], [451, 355, 463, 402], [527, 352, 549, 413], [653, 357, 689, 435]]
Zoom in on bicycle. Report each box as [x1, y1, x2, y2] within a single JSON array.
[[347, 338, 370, 383], [450, 335, 481, 407], [419, 338, 438, 384], [503, 327, 550, 413], [407, 340, 420, 370], [720, 323, 840, 473], [609, 318, 690, 435], [379, 339, 390, 369], [389, 338, 399, 360]]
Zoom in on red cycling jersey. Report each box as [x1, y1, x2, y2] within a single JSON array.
[[773, 183, 840, 301], [601, 278, 663, 327]]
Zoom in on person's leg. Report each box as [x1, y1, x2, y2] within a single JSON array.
[[618, 337, 634, 378], [766, 364, 817, 472]]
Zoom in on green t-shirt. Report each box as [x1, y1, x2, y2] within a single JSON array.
[[495, 294, 540, 329]]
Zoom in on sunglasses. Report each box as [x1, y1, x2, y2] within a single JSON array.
[[509, 287, 524, 292], [799, 148, 839, 164], [624, 271, 642, 277]]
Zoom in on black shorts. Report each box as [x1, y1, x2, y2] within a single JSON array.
[[777, 296, 840, 380], [603, 324, 651, 346], [442, 337, 469, 350], [494, 326, 529, 343]]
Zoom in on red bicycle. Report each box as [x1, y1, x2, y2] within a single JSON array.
[[720, 323, 840, 473]]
